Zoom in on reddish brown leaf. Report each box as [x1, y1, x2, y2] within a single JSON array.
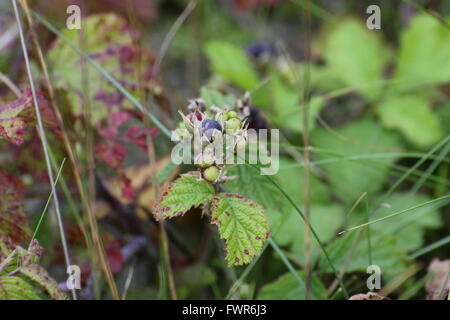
[[0, 89, 60, 145], [98, 111, 130, 139], [105, 241, 124, 274], [124, 125, 159, 150], [0, 171, 31, 244], [95, 141, 126, 169], [120, 174, 135, 201]]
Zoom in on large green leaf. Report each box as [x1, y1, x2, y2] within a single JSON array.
[[154, 176, 215, 220], [377, 95, 443, 147], [276, 158, 330, 205], [274, 204, 344, 265], [0, 240, 67, 300], [257, 271, 327, 300], [48, 14, 154, 125], [251, 74, 325, 133], [272, 77, 325, 133], [318, 231, 410, 274], [0, 276, 43, 300], [371, 193, 442, 252], [204, 41, 259, 91], [395, 14, 450, 90], [319, 18, 390, 101], [226, 165, 283, 213], [311, 120, 401, 204], [210, 193, 269, 267], [20, 265, 67, 300]]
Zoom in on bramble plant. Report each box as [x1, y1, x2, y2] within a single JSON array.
[[0, 171, 66, 300], [154, 96, 270, 267]]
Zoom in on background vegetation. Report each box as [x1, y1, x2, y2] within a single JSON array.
[[0, 0, 449, 300]]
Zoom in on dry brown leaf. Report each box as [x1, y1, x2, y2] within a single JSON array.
[[349, 292, 390, 300], [425, 258, 450, 300]]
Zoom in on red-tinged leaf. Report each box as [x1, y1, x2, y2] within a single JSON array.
[[124, 125, 159, 150], [121, 174, 135, 201], [0, 89, 60, 145], [98, 111, 130, 139], [210, 193, 269, 267], [0, 234, 16, 259], [0, 171, 31, 244], [48, 14, 157, 125], [19, 264, 68, 300], [105, 242, 124, 274], [95, 142, 126, 169]]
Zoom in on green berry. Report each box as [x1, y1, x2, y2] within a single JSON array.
[[198, 162, 211, 169], [226, 118, 242, 133], [215, 112, 228, 123], [227, 111, 238, 119], [203, 166, 219, 182]]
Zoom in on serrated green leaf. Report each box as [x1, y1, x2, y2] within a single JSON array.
[[311, 120, 401, 204], [204, 41, 259, 91], [0, 248, 19, 276], [0, 171, 31, 244], [210, 193, 269, 267], [200, 87, 236, 109], [154, 176, 215, 220], [319, 18, 390, 101], [0, 240, 66, 300], [226, 164, 282, 213], [0, 276, 43, 300], [19, 265, 67, 300], [377, 95, 443, 147], [257, 271, 327, 300]]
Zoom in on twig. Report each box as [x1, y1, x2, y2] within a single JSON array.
[[302, 0, 312, 300], [12, 0, 77, 300]]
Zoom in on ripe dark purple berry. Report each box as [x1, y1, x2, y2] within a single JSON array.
[[202, 119, 222, 132], [202, 120, 222, 141]]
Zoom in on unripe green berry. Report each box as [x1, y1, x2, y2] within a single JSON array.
[[226, 118, 242, 133], [227, 111, 238, 119], [203, 166, 219, 182], [215, 112, 228, 123]]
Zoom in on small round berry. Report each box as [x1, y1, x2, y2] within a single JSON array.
[[227, 111, 238, 119], [215, 112, 228, 123], [203, 166, 219, 182], [226, 118, 242, 133], [202, 119, 222, 132]]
